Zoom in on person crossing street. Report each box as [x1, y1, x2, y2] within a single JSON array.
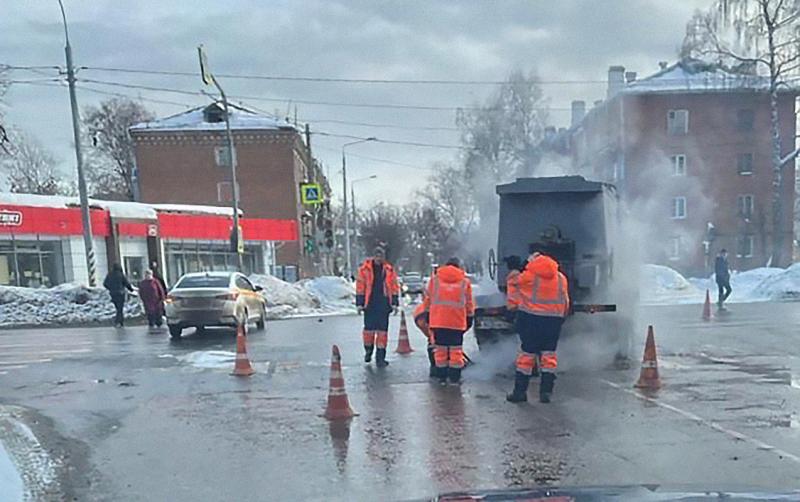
[[356, 247, 400, 367], [426, 257, 474, 385], [506, 251, 570, 404]]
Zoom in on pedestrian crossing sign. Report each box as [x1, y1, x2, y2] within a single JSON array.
[[300, 183, 323, 205]]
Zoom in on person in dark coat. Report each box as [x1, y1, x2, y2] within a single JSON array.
[[138, 269, 166, 327], [103, 263, 134, 327], [150, 260, 168, 293], [715, 249, 732, 309]]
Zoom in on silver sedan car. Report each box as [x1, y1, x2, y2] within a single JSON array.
[[164, 271, 267, 339]]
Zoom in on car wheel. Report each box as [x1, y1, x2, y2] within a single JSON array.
[[256, 308, 266, 331], [168, 325, 182, 339]]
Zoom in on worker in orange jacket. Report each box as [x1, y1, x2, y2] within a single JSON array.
[[506, 251, 569, 404], [356, 247, 400, 367], [426, 257, 474, 385], [412, 300, 437, 377], [504, 255, 523, 314]]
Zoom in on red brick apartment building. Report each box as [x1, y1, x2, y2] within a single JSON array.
[[570, 59, 796, 275], [130, 103, 330, 279]]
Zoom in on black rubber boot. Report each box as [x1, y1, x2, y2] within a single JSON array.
[[447, 367, 462, 385], [375, 348, 389, 367], [506, 372, 530, 403], [435, 366, 448, 385], [364, 345, 374, 363], [540, 373, 556, 403], [427, 347, 436, 378]]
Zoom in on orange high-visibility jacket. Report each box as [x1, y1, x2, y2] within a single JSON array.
[[517, 255, 570, 318], [426, 265, 475, 330], [356, 259, 399, 308], [506, 269, 521, 310], [412, 301, 431, 338]]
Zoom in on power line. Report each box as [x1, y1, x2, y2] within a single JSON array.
[[313, 145, 435, 171], [302, 118, 459, 132], [311, 131, 467, 150]]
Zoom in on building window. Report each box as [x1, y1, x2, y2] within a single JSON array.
[[217, 181, 240, 203], [668, 237, 681, 261], [737, 194, 754, 218], [214, 146, 235, 167], [667, 109, 689, 135], [0, 238, 64, 287], [670, 154, 687, 176], [671, 196, 687, 219], [736, 235, 754, 258], [736, 109, 754, 131], [737, 153, 753, 175]]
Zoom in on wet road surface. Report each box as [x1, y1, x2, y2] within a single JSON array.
[[1, 302, 800, 500]]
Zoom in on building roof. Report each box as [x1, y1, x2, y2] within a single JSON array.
[[129, 102, 297, 133], [623, 59, 773, 95], [0, 192, 239, 220]]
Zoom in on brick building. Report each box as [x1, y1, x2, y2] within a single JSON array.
[[570, 59, 797, 274], [130, 103, 330, 279]]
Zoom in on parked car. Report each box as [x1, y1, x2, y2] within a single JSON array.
[[164, 271, 266, 339], [401, 272, 425, 296]]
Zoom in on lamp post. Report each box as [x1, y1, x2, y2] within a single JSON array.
[[350, 175, 377, 270], [198, 45, 243, 271], [57, 0, 96, 286], [341, 138, 376, 278]]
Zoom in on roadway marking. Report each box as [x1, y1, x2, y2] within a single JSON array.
[[602, 379, 800, 465], [0, 359, 52, 366], [0, 349, 93, 357]]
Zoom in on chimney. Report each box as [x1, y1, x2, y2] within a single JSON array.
[[625, 71, 637, 83], [607, 65, 625, 99], [658, 61, 668, 70], [594, 100, 603, 107], [570, 100, 586, 127]]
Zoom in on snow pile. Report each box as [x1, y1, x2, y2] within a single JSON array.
[[752, 263, 800, 300], [0, 283, 142, 327], [640, 264, 798, 305], [0, 440, 23, 502], [248, 274, 356, 318]]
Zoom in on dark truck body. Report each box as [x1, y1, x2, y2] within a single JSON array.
[[473, 175, 620, 347]]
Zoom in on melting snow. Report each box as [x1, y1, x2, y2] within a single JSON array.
[[0, 440, 23, 502], [176, 351, 236, 369]]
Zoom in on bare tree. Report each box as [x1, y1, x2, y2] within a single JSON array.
[[416, 162, 479, 238], [356, 203, 409, 265], [682, 0, 800, 265], [83, 97, 154, 200], [0, 65, 10, 155], [1, 129, 69, 195]]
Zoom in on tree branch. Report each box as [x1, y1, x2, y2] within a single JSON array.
[[780, 147, 800, 169]]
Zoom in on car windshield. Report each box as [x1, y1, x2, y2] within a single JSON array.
[[174, 276, 230, 289]]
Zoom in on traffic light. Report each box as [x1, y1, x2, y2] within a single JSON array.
[[324, 229, 334, 249], [305, 236, 315, 254]]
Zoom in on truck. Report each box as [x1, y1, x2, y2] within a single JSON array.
[[473, 175, 628, 357]]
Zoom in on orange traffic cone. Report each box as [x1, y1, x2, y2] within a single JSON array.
[[395, 310, 414, 354], [231, 325, 255, 376], [702, 289, 713, 321], [324, 345, 358, 420], [634, 325, 661, 390]]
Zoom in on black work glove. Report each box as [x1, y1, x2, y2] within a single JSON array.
[[466, 316, 474, 330]]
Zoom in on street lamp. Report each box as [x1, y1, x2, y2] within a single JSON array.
[[57, 0, 96, 286], [350, 175, 378, 270], [342, 138, 376, 278], [198, 45, 243, 271]]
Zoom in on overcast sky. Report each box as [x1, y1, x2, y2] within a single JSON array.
[[1, 0, 709, 206]]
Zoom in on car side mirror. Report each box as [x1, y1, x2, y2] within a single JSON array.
[[254, 285, 263, 292]]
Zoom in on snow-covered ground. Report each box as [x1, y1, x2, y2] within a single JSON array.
[[641, 263, 800, 305], [0, 439, 23, 502], [249, 275, 357, 319]]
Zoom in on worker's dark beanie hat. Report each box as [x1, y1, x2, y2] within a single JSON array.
[[373, 247, 385, 258], [445, 257, 461, 268]]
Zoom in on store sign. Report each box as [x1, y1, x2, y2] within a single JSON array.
[[0, 210, 22, 226], [147, 224, 158, 237]]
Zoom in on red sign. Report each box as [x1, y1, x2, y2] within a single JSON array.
[[0, 210, 22, 226], [0, 204, 111, 236], [157, 213, 297, 241]]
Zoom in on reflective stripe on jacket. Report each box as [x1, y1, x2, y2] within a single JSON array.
[[426, 265, 474, 330], [506, 269, 521, 309], [355, 259, 399, 308], [518, 255, 570, 318]]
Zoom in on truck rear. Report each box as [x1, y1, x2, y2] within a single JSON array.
[[473, 175, 620, 348]]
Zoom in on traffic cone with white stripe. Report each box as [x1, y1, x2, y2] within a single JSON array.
[[702, 289, 713, 321], [231, 325, 255, 377], [324, 345, 358, 420], [634, 325, 661, 390], [395, 310, 414, 354]]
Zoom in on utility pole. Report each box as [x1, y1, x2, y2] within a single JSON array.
[[341, 138, 375, 278], [198, 45, 243, 271], [58, 0, 96, 286], [350, 175, 377, 272]]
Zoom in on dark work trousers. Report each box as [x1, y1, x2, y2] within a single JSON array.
[[363, 303, 391, 331], [516, 312, 564, 356], [717, 279, 732, 306], [110, 294, 125, 326], [432, 328, 465, 347]]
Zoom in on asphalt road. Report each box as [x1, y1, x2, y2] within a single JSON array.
[[1, 302, 800, 501]]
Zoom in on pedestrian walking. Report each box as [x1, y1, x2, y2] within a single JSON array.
[[715, 249, 732, 310], [103, 263, 134, 328], [506, 251, 570, 404], [356, 247, 400, 367], [426, 257, 474, 385], [150, 260, 168, 292], [138, 269, 166, 328]]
